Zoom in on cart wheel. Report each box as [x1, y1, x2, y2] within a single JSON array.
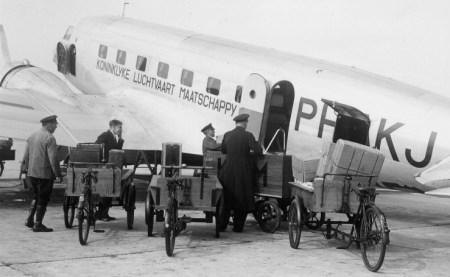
[[360, 205, 387, 272], [145, 190, 155, 237], [165, 199, 178, 257], [126, 184, 136, 230], [63, 194, 77, 228], [288, 197, 303, 249], [78, 190, 92, 246], [214, 195, 224, 238], [304, 210, 325, 230], [256, 200, 281, 233]]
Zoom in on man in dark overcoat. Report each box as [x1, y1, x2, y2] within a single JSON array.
[[220, 113, 262, 232], [95, 119, 124, 220]]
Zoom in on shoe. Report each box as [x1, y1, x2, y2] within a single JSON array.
[[25, 199, 37, 228], [25, 220, 34, 228], [33, 223, 53, 232]]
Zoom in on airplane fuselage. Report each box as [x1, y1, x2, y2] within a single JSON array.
[[56, 16, 450, 192]]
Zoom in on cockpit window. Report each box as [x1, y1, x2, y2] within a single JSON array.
[[136, 56, 147, 71], [180, 69, 194, 87], [63, 26, 74, 40], [206, 77, 221, 95], [235, 86, 242, 103], [98, 45, 108, 59], [116, 50, 127, 65]]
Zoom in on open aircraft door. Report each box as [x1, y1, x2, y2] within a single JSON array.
[[322, 99, 371, 145], [238, 73, 271, 141]]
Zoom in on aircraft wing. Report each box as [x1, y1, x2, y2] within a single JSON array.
[[415, 155, 450, 197], [0, 87, 122, 146]]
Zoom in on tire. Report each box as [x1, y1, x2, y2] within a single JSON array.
[[165, 199, 177, 257], [126, 184, 136, 230], [360, 205, 387, 272], [214, 195, 224, 238], [145, 191, 155, 237], [304, 210, 325, 230], [288, 197, 303, 249], [63, 195, 76, 228], [78, 190, 92, 246], [256, 200, 281, 233]]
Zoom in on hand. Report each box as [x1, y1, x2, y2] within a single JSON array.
[[56, 176, 63, 183]]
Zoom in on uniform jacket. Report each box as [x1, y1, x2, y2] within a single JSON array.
[[95, 130, 124, 161], [22, 127, 61, 180], [202, 136, 221, 156], [219, 126, 262, 211]]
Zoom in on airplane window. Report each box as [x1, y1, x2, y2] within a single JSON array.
[[98, 45, 108, 59], [206, 77, 221, 96], [157, 62, 169, 79], [235, 86, 242, 103], [136, 56, 147, 71], [180, 69, 194, 87], [116, 50, 127, 65]]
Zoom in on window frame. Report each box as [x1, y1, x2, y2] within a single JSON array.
[[206, 77, 221, 96]]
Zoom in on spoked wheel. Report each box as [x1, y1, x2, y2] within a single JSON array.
[[214, 195, 224, 238], [63, 194, 77, 228], [253, 199, 264, 219], [256, 200, 282, 233], [78, 190, 92, 246], [304, 210, 325, 230], [126, 184, 136, 230], [360, 205, 387, 272], [145, 190, 155, 237], [288, 197, 303, 249], [165, 199, 178, 257]]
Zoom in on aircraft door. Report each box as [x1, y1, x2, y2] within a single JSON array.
[[239, 73, 270, 141]]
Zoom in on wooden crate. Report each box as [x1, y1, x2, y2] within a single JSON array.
[[291, 178, 370, 213], [66, 166, 122, 197], [150, 176, 222, 212], [254, 154, 293, 199]]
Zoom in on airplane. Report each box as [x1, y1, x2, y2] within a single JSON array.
[[1, 16, 450, 196]]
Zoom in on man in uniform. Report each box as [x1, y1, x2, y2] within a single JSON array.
[[95, 119, 124, 221], [23, 115, 62, 232], [219, 114, 262, 232], [201, 123, 221, 156]]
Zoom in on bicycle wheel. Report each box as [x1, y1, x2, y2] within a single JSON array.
[[256, 200, 281, 233], [63, 194, 76, 228], [360, 205, 387, 272], [288, 197, 303, 249], [126, 184, 136, 230], [145, 191, 155, 237], [78, 190, 92, 246], [304, 210, 325, 230], [165, 199, 177, 257]]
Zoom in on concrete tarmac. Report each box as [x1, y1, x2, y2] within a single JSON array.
[[0, 185, 449, 277]]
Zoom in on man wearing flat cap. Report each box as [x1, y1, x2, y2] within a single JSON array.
[[22, 115, 62, 232], [95, 119, 125, 221], [219, 113, 262, 232], [201, 123, 221, 156]]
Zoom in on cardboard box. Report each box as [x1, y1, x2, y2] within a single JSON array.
[[291, 156, 319, 183]]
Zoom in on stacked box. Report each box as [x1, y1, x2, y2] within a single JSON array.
[[325, 140, 385, 185], [316, 142, 335, 177], [291, 156, 319, 183]]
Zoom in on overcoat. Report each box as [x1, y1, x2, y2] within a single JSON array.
[[22, 128, 61, 180], [95, 130, 124, 161], [219, 126, 262, 211]]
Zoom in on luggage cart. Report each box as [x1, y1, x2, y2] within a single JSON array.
[[289, 174, 390, 272]]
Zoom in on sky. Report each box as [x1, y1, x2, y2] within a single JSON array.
[[0, 0, 450, 97]]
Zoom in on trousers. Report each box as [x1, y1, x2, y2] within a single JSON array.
[[29, 177, 54, 206]]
